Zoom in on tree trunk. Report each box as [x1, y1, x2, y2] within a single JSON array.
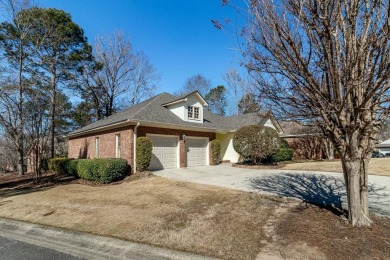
[[359, 158, 370, 216], [17, 43, 24, 176], [49, 72, 56, 159], [343, 159, 372, 227], [17, 135, 23, 176], [323, 138, 334, 160]]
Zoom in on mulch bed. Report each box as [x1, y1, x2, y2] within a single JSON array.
[[0, 172, 57, 188], [0, 171, 154, 190], [276, 204, 390, 260], [0, 172, 77, 190]]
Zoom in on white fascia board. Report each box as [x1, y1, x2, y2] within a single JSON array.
[[65, 120, 132, 139], [135, 120, 229, 133], [67, 119, 230, 138], [162, 98, 188, 107]]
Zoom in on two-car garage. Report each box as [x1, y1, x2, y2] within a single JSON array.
[[147, 134, 209, 171]]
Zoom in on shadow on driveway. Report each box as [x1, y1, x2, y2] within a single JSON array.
[[248, 172, 390, 217]]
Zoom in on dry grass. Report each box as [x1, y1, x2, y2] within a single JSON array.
[[282, 158, 390, 176], [0, 176, 281, 260], [276, 205, 390, 260]]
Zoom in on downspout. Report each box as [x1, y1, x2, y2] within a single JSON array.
[[133, 122, 140, 173]]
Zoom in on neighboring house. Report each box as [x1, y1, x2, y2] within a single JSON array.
[[376, 139, 390, 154], [279, 121, 324, 160], [66, 91, 283, 172]]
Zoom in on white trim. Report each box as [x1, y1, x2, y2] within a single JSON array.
[[185, 136, 210, 166], [280, 133, 320, 138], [67, 120, 230, 139], [162, 98, 188, 107], [95, 137, 99, 158], [146, 133, 180, 169], [115, 134, 121, 158], [136, 121, 229, 133], [163, 91, 208, 107], [66, 119, 131, 138]]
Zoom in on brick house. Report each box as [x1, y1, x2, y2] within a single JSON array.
[[279, 121, 324, 160], [66, 91, 283, 172]]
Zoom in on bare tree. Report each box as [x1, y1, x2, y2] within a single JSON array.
[[223, 68, 247, 114], [221, 0, 390, 226], [24, 86, 50, 181], [238, 92, 261, 114], [0, 0, 36, 175], [0, 136, 18, 172], [127, 51, 159, 105], [0, 82, 21, 171], [94, 30, 159, 117], [205, 85, 227, 116], [175, 73, 211, 97]]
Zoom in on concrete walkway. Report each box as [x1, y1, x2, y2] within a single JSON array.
[[154, 163, 390, 217], [0, 218, 215, 260]]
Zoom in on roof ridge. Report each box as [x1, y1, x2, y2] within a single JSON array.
[[131, 93, 167, 118]]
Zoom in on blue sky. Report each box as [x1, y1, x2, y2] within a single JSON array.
[[40, 0, 245, 95]]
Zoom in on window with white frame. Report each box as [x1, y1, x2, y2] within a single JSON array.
[[95, 137, 99, 158], [188, 106, 200, 120], [115, 134, 121, 158]]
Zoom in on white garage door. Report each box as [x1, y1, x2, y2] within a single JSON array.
[[186, 138, 208, 167], [148, 135, 178, 170]]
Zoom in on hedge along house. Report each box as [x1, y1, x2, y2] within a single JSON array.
[[66, 91, 283, 172]]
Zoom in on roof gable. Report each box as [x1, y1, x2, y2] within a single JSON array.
[[162, 91, 208, 107]]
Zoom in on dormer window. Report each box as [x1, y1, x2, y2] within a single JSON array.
[[188, 106, 200, 120]]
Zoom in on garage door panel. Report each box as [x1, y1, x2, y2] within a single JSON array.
[[148, 135, 178, 170], [186, 138, 208, 167]]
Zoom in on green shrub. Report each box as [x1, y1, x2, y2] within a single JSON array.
[[76, 158, 129, 183], [64, 159, 80, 176], [136, 137, 153, 172], [272, 148, 294, 162], [210, 139, 221, 165], [279, 139, 290, 149], [48, 158, 72, 175], [233, 125, 280, 164]]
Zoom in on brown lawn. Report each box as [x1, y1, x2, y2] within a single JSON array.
[[276, 204, 390, 260], [282, 158, 390, 176], [1, 175, 389, 259], [0, 176, 281, 260]]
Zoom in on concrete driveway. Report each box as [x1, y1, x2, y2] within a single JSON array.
[[154, 163, 390, 217]]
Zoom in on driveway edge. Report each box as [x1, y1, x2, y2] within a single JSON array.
[[0, 218, 216, 260]]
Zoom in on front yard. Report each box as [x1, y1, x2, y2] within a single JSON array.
[[0, 175, 279, 260], [282, 158, 390, 176], [0, 174, 389, 259]]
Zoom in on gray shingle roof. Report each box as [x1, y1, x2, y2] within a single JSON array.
[[68, 92, 269, 136]]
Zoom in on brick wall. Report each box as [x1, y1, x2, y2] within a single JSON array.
[[68, 126, 134, 169], [68, 125, 216, 171], [284, 136, 323, 160]]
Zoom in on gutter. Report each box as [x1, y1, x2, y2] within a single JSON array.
[[280, 133, 320, 138], [133, 122, 140, 173], [65, 119, 130, 139]]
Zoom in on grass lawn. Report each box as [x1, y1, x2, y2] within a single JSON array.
[[282, 158, 390, 176], [0, 174, 389, 259], [0, 176, 280, 260]]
